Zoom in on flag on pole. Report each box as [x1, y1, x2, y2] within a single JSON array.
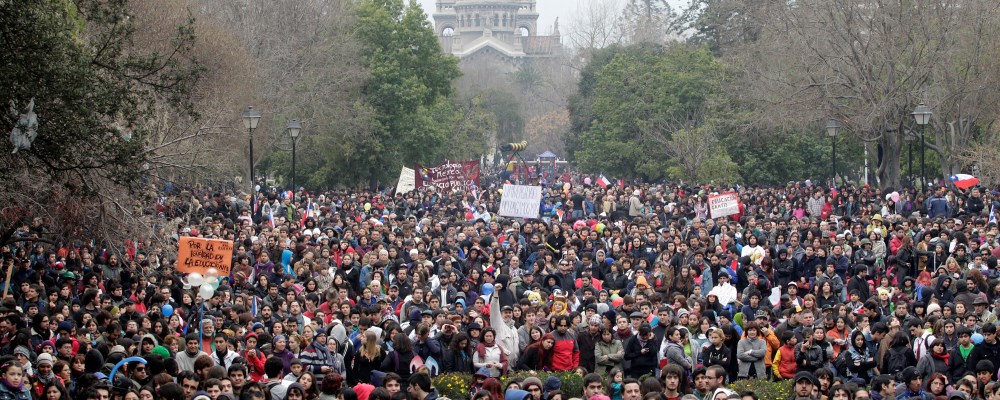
[[990, 205, 996, 225], [299, 201, 313, 228], [251, 296, 258, 316], [268, 207, 276, 228], [597, 175, 611, 188]]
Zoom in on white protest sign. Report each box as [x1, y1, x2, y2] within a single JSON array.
[[498, 184, 542, 219], [708, 192, 740, 218], [396, 167, 415, 194]]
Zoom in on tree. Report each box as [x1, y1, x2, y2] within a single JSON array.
[[568, 44, 727, 180], [685, 0, 782, 56], [619, 0, 684, 44], [566, 0, 627, 50], [0, 0, 202, 248], [352, 0, 461, 187], [736, 0, 1000, 188]]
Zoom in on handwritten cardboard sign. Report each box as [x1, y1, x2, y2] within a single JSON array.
[[177, 237, 233, 275]]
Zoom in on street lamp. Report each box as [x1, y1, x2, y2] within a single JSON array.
[[287, 119, 302, 194], [912, 103, 932, 188], [826, 118, 840, 186], [242, 106, 261, 217], [904, 129, 915, 188]]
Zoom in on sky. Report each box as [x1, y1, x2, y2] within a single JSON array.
[[417, 0, 616, 37]]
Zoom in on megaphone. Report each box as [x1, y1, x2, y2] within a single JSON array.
[[500, 141, 528, 152]]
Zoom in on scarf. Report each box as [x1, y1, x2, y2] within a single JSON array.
[[931, 351, 949, 365], [2, 378, 24, 392]]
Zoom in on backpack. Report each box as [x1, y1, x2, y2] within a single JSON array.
[[832, 350, 852, 377], [885, 347, 909, 376]]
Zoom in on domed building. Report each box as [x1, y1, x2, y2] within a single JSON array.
[[432, 0, 560, 70]]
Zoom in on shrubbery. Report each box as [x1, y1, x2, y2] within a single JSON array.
[[727, 378, 793, 400], [432, 371, 585, 399]]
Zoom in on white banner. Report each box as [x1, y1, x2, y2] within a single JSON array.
[[498, 184, 542, 219], [396, 167, 415, 194], [709, 192, 740, 218]]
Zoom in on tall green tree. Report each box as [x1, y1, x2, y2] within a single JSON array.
[[568, 44, 727, 180], [352, 0, 461, 187]]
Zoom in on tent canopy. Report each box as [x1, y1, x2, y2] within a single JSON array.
[[536, 151, 558, 159]]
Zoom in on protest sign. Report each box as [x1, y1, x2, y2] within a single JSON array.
[[498, 184, 542, 219], [709, 192, 740, 218], [177, 237, 233, 275], [396, 167, 416, 194], [415, 160, 480, 191]]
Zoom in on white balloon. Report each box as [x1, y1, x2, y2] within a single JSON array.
[[199, 283, 216, 299], [209, 279, 221, 289], [187, 272, 204, 287], [206, 268, 219, 278]]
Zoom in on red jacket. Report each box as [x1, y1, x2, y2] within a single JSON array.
[[550, 331, 579, 371]]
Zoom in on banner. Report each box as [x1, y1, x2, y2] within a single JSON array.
[[396, 167, 416, 194], [709, 192, 740, 218], [177, 237, 234, 276], [498, 184, 542, 219], [415, 160, 480, 191]]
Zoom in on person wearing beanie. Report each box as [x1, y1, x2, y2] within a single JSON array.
[[29, 352, 56, 398], [543, 375, 561, 399], [271, 334, 296, 376], [353, 383, 375, 400], [12, 347, 33, 378], [898, 367, 927, 399], [150, 345, 171, 360], [240, 332, 266, 382]]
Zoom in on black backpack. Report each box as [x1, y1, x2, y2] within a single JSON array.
[[885, 347, 909, 376]]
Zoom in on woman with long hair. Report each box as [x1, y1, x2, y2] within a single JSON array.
[[380, 332, 416, 382], [351, 330, 385, 385], [442, 333, 474, 374], [516, 333, 555, 371]]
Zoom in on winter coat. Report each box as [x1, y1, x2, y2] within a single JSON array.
[[442, 347, 474, 374], [772, 344, 797, 379], [795, 342, 828, 373], [843, 346, 878, 383], [662, 340, 692, 372], [736, 337, 767, 378], [594, 339, 624, 375], [914, 352, 949, 381], [0, 383, 30, 400]]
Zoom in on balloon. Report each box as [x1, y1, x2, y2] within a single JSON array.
[[481, 283, 494, 296], [364, 203, 372, 212], [161, 304, 173, 317], [973, 333, 984, 345], [209, 279, 221, 289], [187, 272, 204, 287], [199, 283, 216, 299], [612, 297, 624, 308], [595, 223, 606, 234], [584, 177, 592, 185], [206, 268, 219, 279], [890, 191, 900, 202]]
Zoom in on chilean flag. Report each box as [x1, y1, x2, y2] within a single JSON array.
[[950, 174, 979, 189], [299, 201, 313, 228], [597, 175, 611, 188]]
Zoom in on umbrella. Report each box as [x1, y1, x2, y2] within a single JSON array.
[[951, 174, 980, 189]]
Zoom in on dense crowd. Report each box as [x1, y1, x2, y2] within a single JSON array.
[[3, 177, 1000, 400]]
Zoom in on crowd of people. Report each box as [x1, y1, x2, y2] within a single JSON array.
[[3, 176, 1000, 400]]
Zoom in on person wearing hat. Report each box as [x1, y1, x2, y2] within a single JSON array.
[[520, 376, 543, 400], [29, 352, 56, 396], [792, 371, 820, 400], [897, 366, 927, 399]]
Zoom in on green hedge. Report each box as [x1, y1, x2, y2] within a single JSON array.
[[432, 371, 584, 399], [727, 379, 793, 400]]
